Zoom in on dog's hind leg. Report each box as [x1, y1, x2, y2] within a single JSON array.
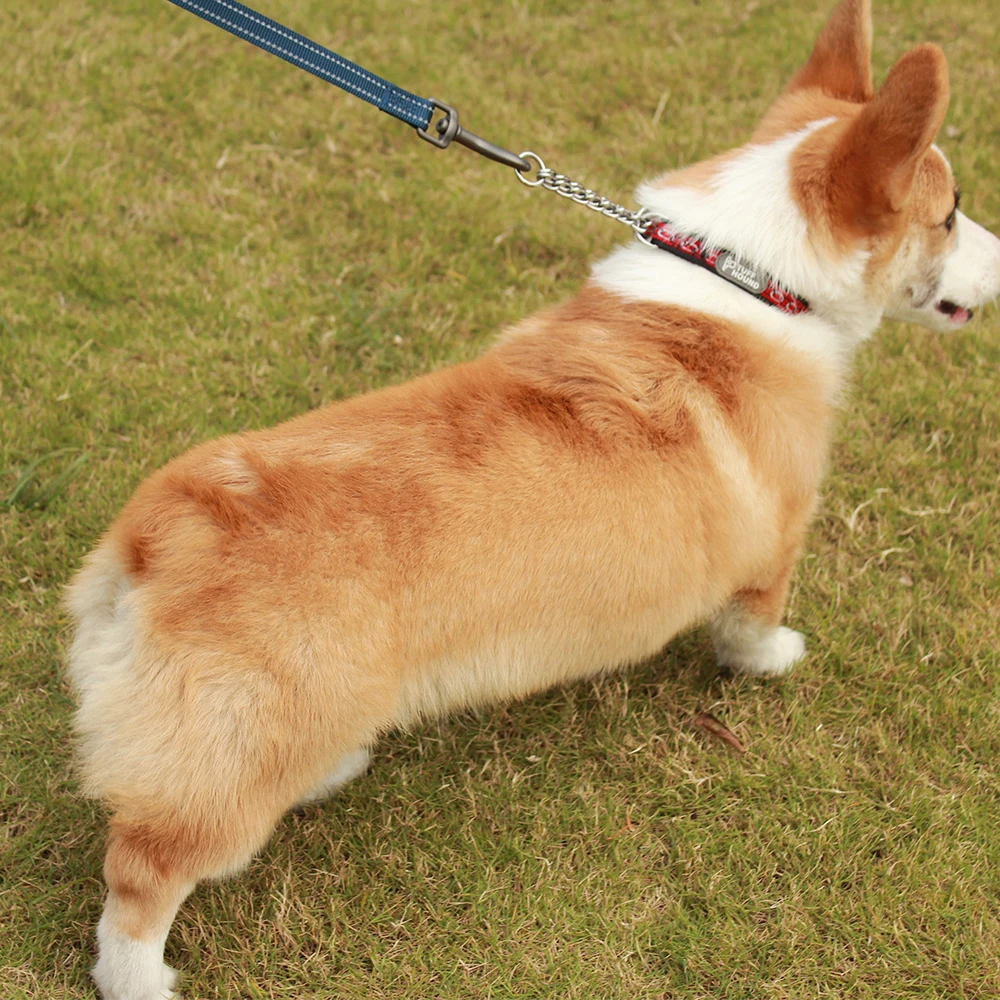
[[92, 801, 288, 1000], [68, 548, 398, 998], [83, 662, 392, 1000], [93, 819, 194, 1000], [295, 746, 372, 807], [87, 703, 385, 1000]]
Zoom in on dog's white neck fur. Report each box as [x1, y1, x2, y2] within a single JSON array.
[[593, 121, 883, 382]]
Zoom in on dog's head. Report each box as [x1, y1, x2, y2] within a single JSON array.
[[767, 0, 1000, 333], [639, 0, 1000, 338]]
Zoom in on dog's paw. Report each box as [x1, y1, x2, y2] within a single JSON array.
[[160, 965, 181, 998], [716, 625, 806, 677], [92, 936, 180, 1000], [296, 747, 372, 808]]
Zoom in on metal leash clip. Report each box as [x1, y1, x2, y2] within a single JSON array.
[[418, 100, 531, 173]]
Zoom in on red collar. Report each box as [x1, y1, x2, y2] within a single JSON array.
[[641, 220, 810, 317]]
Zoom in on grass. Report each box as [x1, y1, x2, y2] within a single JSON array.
[[2, 0, 999, 996]]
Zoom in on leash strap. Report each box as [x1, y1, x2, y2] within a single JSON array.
[[163, 0, 530, 169], [165, 0, 434, 130]]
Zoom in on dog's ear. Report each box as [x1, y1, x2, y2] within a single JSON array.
[[787, 0, 874, 103], [828, 44, 950, 230]]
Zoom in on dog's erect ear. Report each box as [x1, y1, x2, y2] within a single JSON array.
[[787, 0, 874, 103], [828, 44, 950, 230]]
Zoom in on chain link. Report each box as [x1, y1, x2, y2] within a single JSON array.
[[516, 151, 656, 237]]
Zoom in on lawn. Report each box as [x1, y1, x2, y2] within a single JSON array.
[[2, 0, 999, 997]]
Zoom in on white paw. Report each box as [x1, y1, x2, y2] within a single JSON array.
[[297, 747, 372, 806], [92, 918, 179, 1000], [716, 625, 806, 677], [160, 965, 181, 998]]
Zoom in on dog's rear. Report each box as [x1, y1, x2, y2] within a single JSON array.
[[67, 444, 415, 998], [66, 542, 297, 999], [67, 1, 1000, 997]]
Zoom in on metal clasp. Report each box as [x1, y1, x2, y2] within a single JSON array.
[[416, 98, 460, 149], [416, 98, 531, 173]]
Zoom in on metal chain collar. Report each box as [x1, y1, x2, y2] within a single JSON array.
[[513, 151, 811, 316], [515, 151, 656, 239]]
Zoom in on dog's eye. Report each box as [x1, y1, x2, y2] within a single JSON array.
[[944, 188, 961, 232]]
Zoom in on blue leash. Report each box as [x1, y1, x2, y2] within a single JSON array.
[[164, 0, 530, 171]]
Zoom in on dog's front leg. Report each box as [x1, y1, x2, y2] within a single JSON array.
[[711, 560, 807, 677]]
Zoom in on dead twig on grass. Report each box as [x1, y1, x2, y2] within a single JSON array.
[[691, 711, 746, 753]]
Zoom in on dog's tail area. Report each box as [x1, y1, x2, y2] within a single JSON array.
[[64, 542, 132, 689], [65, 540, 303, 814], [64, 543, 140, 799], [64, 542, 169, 806]]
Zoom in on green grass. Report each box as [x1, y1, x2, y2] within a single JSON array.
[[2, 0, 999, 997]]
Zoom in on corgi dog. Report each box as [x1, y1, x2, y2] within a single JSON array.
[[66, 0, 1000, 997]]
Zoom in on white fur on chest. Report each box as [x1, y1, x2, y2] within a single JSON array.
[[592, 241, 846, 381]]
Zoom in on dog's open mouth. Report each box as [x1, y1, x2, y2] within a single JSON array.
[[936, 299, 974, 325]]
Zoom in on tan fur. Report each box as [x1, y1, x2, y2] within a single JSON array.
[[786, 0, 874, 103], [64, 1, 984, 993]]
